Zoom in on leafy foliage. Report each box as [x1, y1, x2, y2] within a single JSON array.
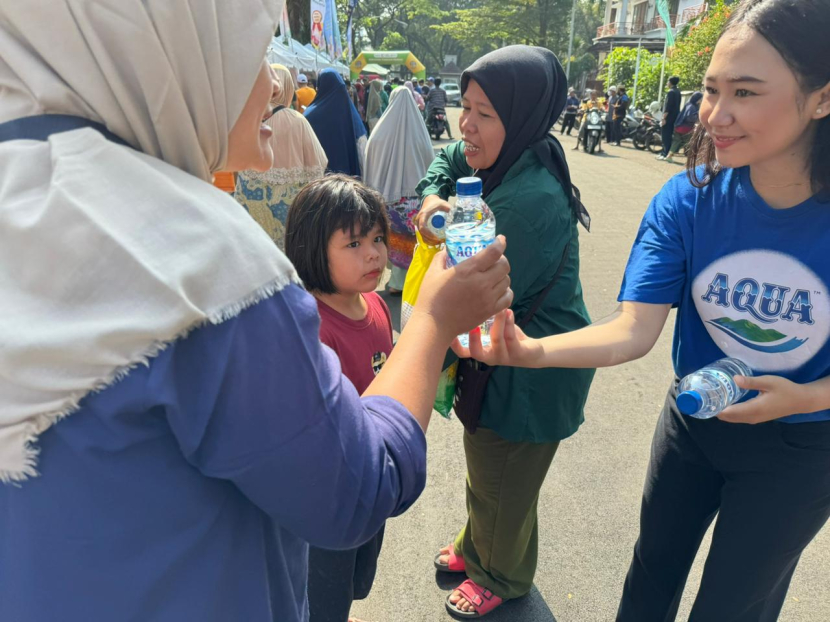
[[380, 32, 407, 50], [669, 0, 733, 91], [433, 0, 604, 81], [287, 0, 604, 81], [600, 46, 664, 108], [597, 0, 733, 108]]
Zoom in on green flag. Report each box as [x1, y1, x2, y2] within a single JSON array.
[[656, 0, 675, 46]]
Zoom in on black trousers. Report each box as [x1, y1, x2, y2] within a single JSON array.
[[613, 117, 624, 144], [660, 121, 675, 156], [605, 120, 614, 141], [561, 112, 577, 135], [617, 384, 830, 622], [308, 526, 385, 622]]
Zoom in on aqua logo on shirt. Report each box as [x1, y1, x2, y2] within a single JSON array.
[[693, 250, 829, 372]]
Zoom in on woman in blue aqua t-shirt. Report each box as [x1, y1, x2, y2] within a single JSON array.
[[456, 0, 830, 619]]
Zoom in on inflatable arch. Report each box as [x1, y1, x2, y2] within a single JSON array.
[[350, 50, 426, 81]]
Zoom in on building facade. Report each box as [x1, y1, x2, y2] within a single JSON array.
[[594, 0, 709, 52]]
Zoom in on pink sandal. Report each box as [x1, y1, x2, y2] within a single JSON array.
[[445, 579, 505, 618], [433, 543, 466, 573]]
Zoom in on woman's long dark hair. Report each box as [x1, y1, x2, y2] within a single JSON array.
[[687, 0, 830, 195]]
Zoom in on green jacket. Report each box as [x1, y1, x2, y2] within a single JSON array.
[[417, 141, 595, 443]]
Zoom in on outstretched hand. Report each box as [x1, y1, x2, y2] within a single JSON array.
[[718, 374, 812, 424], [413, 235, 513, 342], [450, 308, 544, 368]]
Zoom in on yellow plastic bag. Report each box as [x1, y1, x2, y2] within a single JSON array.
[[401, 230, 458, 419], [401, 230, 440, 330]]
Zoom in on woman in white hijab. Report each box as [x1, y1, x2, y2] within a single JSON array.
[[364, 87, 435, 294], [0, 2, 512, 621], [235, 63, 328, 250]]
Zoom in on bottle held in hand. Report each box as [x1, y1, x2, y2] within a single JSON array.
[[676, 357, 754, 419], [425, 212, 447, 242], [445, 177, 497, 348]]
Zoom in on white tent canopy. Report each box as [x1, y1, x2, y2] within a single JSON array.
[[267, 37, 349, 77]]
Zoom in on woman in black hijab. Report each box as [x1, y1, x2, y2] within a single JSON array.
[[416, 46, 594, 617]]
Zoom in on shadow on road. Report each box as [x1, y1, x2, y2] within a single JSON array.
[[570, 149, 621, 159], [435, 577, 558, 622]]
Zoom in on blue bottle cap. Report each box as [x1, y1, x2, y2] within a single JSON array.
[[456, 177, 483, 197], [430, 213, 446, 228], [676, 390, 704, 416]]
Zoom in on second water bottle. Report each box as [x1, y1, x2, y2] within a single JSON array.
[[676, 357, 753, 419]]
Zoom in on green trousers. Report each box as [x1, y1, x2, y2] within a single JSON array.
[[453, 427, 559, 600]]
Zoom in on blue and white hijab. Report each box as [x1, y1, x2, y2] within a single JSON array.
[[0, 0, 297, 482]]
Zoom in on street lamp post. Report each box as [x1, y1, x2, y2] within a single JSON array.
[[565, 0, 577, 81]]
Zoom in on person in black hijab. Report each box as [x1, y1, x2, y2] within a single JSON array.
[[416, 45, 595, 617], [460, 46, 589, 228]]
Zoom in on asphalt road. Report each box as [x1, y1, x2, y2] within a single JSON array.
[[351, 107, 830, 622]]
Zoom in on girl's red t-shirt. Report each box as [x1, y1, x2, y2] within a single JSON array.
[[316, 292, 394, 394]]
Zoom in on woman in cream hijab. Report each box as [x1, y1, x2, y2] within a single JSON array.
[[0, 2, 512, 621], [235, 64, 327, 250], [366, 79, 384, 132]]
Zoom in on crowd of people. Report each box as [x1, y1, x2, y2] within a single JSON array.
[[562, 75, 705, 163], [1, 2, 829, 622]]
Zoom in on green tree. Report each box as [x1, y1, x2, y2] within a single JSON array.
[[380, 32, 407, 50], [670, 0, 733, 91], [435, 0, 572, 53], [433, 0, 604, 81], [600, 46, 664, 108], [342, 0, 474, 74]]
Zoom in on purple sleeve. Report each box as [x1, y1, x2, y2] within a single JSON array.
[[157, 283, 427, 550]]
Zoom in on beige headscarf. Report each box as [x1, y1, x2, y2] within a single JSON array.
[[251, 63, 327, 183], [0, 0, 297, 483]]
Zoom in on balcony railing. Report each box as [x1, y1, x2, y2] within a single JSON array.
[[648, 13, 678, 29], [596, 15, 678, 38], [679, 2, 708, 24]]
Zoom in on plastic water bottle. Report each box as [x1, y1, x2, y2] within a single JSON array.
[[444, 177, 496, 348], [676, 357, 754, 419], [425, 212, 447, 241]]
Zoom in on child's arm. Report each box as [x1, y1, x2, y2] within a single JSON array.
[[455, 301, 672, 369]]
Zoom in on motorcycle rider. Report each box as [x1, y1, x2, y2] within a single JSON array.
[[425, 77, 453, 139], [573, 89, 603, 152]]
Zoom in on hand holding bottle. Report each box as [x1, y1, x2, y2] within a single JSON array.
[[451, 309, 544, 367], [718, 374, 826, 424], [417, 195, 452, 245], [413, 236, 512, 344]]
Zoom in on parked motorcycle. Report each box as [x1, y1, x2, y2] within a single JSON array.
[[429, 107, 448, 140], [632, 113, 661, 151], [644, 125, 664, 154], [582, 109, 604, 154], [616, 111, 642, 143]]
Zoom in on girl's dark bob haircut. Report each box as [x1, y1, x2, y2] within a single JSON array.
[[686, 0, 830, 195], [284, 174, 389, 294]]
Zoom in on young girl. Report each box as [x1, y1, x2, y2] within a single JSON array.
[[285, 175, 392, 622], [458, 0, 830, 619]]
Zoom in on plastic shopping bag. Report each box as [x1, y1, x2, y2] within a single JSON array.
[[401, 230, 440, 330], [401, 230, 458, 418]]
